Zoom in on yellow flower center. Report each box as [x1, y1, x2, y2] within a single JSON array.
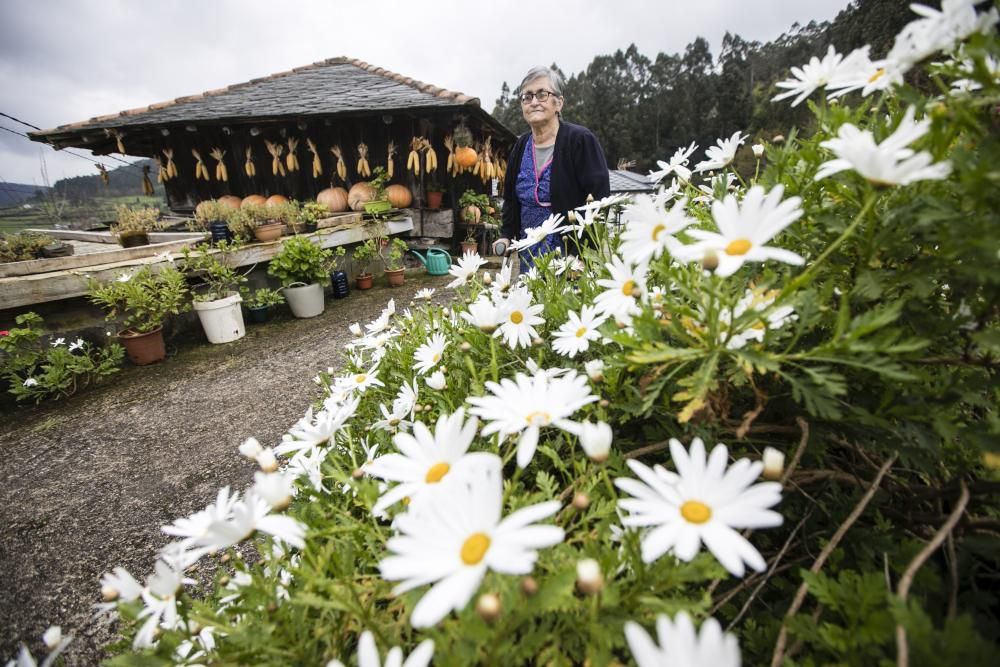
[[432, 353, 441, 363], [575, 327, 588, 338], [425, 462, 450, 483], [651, 223, 666, 241], [525, 411, 552, 426], [680, 500, 712, 524], [355, 374, 367, 384], [510, 311, 524, 324], [621, 279, 636, 296], [725, 239, 752, 256], [460, 532, 491, 565], [868, 67, 886, 83]]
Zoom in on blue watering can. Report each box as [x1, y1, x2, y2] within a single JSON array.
[[410, 248, 452, 276]]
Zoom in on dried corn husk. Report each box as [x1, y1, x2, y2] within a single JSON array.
[[244, 147, 257, 177], [306, 138, 323, 178], [265, 140, 287, 176], [286, 137, 300, 172], [331, 145, 347, 181], [192, 148, 211, 181], [357, 142, 371, 178], [210, 147, 228, 182], [162, 148, 177, 179]]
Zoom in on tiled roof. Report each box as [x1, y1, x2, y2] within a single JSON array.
[[31, 57, 482, 138], [609, 169, 655, 193]]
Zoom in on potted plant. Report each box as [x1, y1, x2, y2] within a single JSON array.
[[241, 287, 285, 323], [267, 235, 333, 318], [298, 201, 329, 234], [179, 240, 248, 344], [112, 205, 161, 248], [86, 265, 189, 365], [352, 238, 379, 290], [425, 181, 444, 211], [193, 200, 232, 245], [238, 204, 282, 243], [363, 167, 392, 215], [328, 246, 350, 298], [381, 237, 409, 287]]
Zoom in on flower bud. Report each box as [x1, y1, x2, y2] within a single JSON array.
[[42, 626, 62, 649], [101, 585, 119, 602], [701, 249, 720, 272], [219, 575, 230, 586], [572, 492, 590, 510], [349, 322, 362, 336], [426, 371, 447, 390], [352, 468, 365, 479], [460, 341, 472, 352], [532, 336, 544, 346], [220, 552, 231, 563], [576, 558, 604, 594], [762, 446, 785, 480], [521, 576, 539, 596], [482, 272, 492, 285], [239, 437, 263, 461], [578, 421, 613, 462], [257, 448, 279, 473], [772, 134, 785, 144], [752, 143, 764, 158], [584, 360, 605, 383], [476, 593, 502, 623]]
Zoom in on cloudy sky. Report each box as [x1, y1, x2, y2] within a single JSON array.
[[0, 0, 852, 186]]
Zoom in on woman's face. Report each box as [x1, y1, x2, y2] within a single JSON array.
[[520, 76, 563, 127]]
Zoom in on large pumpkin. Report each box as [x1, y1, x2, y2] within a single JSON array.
[[266, 194, 289, 208], [348, 182, 375, 211], [241, 194, 266, 208], [455, 146, 478, 169], [385, 184, 413, 209], [317, 187, 349, 213], [218, 195, 242, 210]]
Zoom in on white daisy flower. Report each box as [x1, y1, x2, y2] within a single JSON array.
[[615, 437, 783, 577], [491, 256, 515, 295], [426, 370, 447, 390], [723, 288, 798, 350], [252, 471, 296, 511], [620, 195, 692, 265], [196, 490, 306, 551], [577, 420, 613, 462], [468, 369, 598, 468], [648, 142, 697, 183], [889, 0, 998, 71], [349, 322, 363, 336], [552, 305, 608, 358], [276, 397, 360, 457], [447, 252, 487, 289], [394, 379, 419, 419], [694, 131, 747, 172], [693, 172, 738, 204], [584, 359, 605, 382], [22, 378, 39, 388], [815, 106, 952, 186], [336, 366, 385, 394], [461, 295, 503, 332], [161, 486, 240, 552], [413, 332, 449, 375], [326, 630, 434, 667], [594, 256, 647, 325], [772, 45, 858, 106], [371, 401, 414, 433], [752, 143, 765, 158], [414, 288, 436, 301], [511, 213, 570, 251], [493, 287, 545, 350], [625, 611, 741, 667], [50, 337, 65, 347], [672, 185, 804, 278], [134, 553, 195, 649], [379, 455, 564, 627], [68, 338, 85, 352], [366, 408, 483, 515], [365, 312, 392, 336], [950, 54, 1000, 92]]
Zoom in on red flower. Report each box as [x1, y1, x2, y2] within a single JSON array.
[[0, 331, 9, 336]]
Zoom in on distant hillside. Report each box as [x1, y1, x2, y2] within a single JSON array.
[[51, 158, 165, 202], [0, 182, 48, 208]]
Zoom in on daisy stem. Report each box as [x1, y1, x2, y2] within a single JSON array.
[[502, 465, 523, 508], [778, 192, 878, 300], [600, 466, 616, 500]]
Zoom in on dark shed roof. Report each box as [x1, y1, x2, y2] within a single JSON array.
[[609, 169, 655, 194]]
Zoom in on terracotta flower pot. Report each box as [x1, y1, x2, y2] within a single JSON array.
[[426, 191, 443, 210], [384, 268, 405, 286], [461, 240, 478, 256], [118, 327, 166, 365], [253, 222, 283, 243], [356, 273, 374, 290]]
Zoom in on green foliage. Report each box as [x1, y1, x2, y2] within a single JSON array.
[[179, 241, 248, 301], [113, 204, 161, 235], [381, 238, 409, 271], [0, 312, 124, 403], [241, 287, 285, 309], [267, 235, 333, 286], [0, 230, 54, 263], [351, 238, 379, 276], [86, 265, 190, 333]]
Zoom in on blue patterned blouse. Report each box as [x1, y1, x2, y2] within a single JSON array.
[[515, 136, 562, 269]]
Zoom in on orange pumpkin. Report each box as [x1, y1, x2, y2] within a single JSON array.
[[348, 182, 375, 211], [461, 205, 482, 223], [266, 194, 289, 208], [194, 200, 212, 218], [317, 187, 349, 212], [455, 146, 478, 169], [241, 194, 267, 208], [385, 184, 413, 209], [218, 195, 242, 210]]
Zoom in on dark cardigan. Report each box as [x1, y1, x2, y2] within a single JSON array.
[[501, 121, 611, 241]]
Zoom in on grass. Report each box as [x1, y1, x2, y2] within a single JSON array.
[[0, 195, 167, 234]]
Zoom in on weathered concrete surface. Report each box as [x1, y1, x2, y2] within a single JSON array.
[[0, 272, 453, 665]]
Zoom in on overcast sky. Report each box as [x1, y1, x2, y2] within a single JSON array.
[[0, 0, 853, 187]]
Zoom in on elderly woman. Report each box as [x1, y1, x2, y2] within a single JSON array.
[[499, 66, 610, 268]]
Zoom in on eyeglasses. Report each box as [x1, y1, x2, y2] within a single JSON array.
[[519, 90, 557, 104]]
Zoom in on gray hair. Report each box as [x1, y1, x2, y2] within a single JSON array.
[[519, 66, 564, 97]]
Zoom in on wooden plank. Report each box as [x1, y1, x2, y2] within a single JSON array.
[[0, 218, 414, 309], [24, 229, 205, 245], [316, 212, 363, 229], [0, 238, 203, 278]]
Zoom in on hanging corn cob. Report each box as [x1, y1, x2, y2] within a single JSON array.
[[111, 130, 126, 154], [424, 139, 438, 173], [142, 165, 154, 195], [97, 164, 109, 186], [265, 140, 287, 176], [210, 148, 228, 182], [306, 138, 323, 178], [356, 142, 371, 178], [192, 148, 211, 181], [330, 145, 347, 181], [157, 158, 168, 183], [481, 136, 495, 183], [162, 148, 178, 179], [386, 141, 397, 179], [443, 135, 457, 177], [244, 147, 257, 177], [406, 137, 422, 177], [286, 137, 300, 172]]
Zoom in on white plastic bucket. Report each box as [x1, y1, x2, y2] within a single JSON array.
[[283, 282, 325, 318], [193, 293, 246, 344]]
